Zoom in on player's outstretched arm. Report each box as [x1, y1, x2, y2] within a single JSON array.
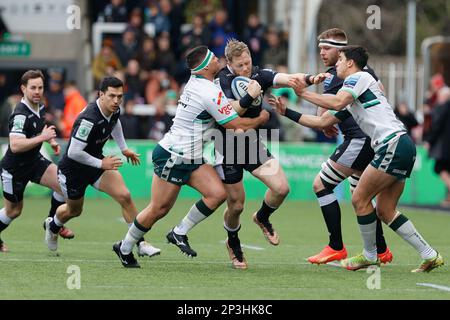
[[269, 95, 340, 130], [288, 77, 353, 111]]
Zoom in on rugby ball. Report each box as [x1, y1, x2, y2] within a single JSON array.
[[231, 76, 263, 107]]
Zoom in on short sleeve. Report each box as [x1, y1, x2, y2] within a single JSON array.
[[330, 109, 352, 122], [73, 118, 95, 142], [256, 69, 277, 90], [339, 72, 371, 101], [9, 114, 28, 136], [203, 88, 238, 125]]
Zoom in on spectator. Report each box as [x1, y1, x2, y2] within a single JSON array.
[[144, 0, 170, 36], [208, 9, 236, 57], [92, 39, 123, 86], [180, 14, 211, 53], [243, 14, 266, 67], [394, 102, 419, 138], [120, 99, 141, 139], [128, 7, 146, 46], [155, 34, 177, 75], [99, 0, 128, 23], [138, 36, 158, 71], [0, 92, 21, 137], [124, 59, 145, 102], [425, 89, 450, 207], [145, 68, 179, 104], [147, 95, 173, 140], [423, 73, 448, 141], [0, 13, 8, 40], [114, 27, 139, 67], [262, 28, 287, 68], [61, 81, 87, 139]]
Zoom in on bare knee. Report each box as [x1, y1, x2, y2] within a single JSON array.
[[312, 175, 324, 193], [351, 193, 370, 214], [204, 187, 227, 210], [116, 190, 132, 207], [272, 181, 290, 199], [228, 198, 245, 216], [7, 206, 22, 219]]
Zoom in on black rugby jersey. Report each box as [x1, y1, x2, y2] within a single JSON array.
[[323, 66, 379, 139], [60, 100, 120, 170], [216, 65, 277, 119], [2, 100, 47, 168]]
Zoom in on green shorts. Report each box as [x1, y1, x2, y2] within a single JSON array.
[[370, 132, 416, 180], [152, 144, 204, 186]]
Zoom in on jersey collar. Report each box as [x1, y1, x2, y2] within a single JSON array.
[[21, 98, 42, 118], [96, 99, 113, 122]]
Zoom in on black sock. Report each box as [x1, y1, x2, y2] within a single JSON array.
[[137, 237, 145, 246], [375, 217, 387, 254], [49, 219, 62, 234], [316, 189, 343, 250], [48, 195, 65, 218], [256, 201, 276, 222], [0, 221, 9, 233], [225, 225, 241, 247]]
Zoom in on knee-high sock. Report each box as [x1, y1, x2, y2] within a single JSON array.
[[173, 199, 214, 235]]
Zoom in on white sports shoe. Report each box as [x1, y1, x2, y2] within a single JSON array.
[[44, 217, 58, 252], [137, 241, 161, 257]]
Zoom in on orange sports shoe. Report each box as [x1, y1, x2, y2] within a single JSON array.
[[225, 239, 248, 269], [307, 245, 348, 264], [377, 247, 393, 264], [252, 212, 279, 245], [59, 226, 75, 239]]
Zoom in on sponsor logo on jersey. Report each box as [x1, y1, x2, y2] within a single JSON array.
[[75, 119, 94, 142], [213, 92, 223, 105], [218, 104, 233, 115], [343, 75, 360, 88], [12, 115, 26, 132]]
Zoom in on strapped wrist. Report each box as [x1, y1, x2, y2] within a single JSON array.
[[239, 93, 254, 109], [305, 74, 313, 86], [284, 108, 302, 123]]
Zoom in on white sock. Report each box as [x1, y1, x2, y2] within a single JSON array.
[[52, 192, 65, 202], [357, 212, 378, 261], [0, 208, 12, 225], [121, 221, 147, 254], [53, 215, 64, 227], [173, 203, 209, 235], [392, 218, 437, 260]]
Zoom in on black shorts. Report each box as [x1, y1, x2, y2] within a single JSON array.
[[57, 161, 104, 200], [1, 155, 52, 203], [330, 137, 374, 172], [216, 140, 273, 184], [434, 160, 450, 174]]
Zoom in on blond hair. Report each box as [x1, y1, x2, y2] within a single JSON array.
[[317, 28, 347, 41], [224, 39, 250, 63]]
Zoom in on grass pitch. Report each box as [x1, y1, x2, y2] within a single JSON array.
[[0, 198, 449, 300]]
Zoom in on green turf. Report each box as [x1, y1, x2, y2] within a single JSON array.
[[0, 198, 449, 300]]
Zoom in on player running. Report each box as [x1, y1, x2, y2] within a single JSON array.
[[113, 46, 269, 268], [0, 70, 73, 253], [302, 28, 392, 265], [44, 77, 160, 258], [274, 46, 443, 272]]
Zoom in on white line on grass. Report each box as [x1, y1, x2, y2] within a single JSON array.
[[219, 240, 265, 251], [416, 283, 450, 292]]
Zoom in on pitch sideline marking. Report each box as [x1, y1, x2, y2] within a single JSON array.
[[416, 283, 450, 292]]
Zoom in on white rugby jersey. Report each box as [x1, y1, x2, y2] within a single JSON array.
[[337, 71, 406, 150], [159, 75, 238, 159]]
